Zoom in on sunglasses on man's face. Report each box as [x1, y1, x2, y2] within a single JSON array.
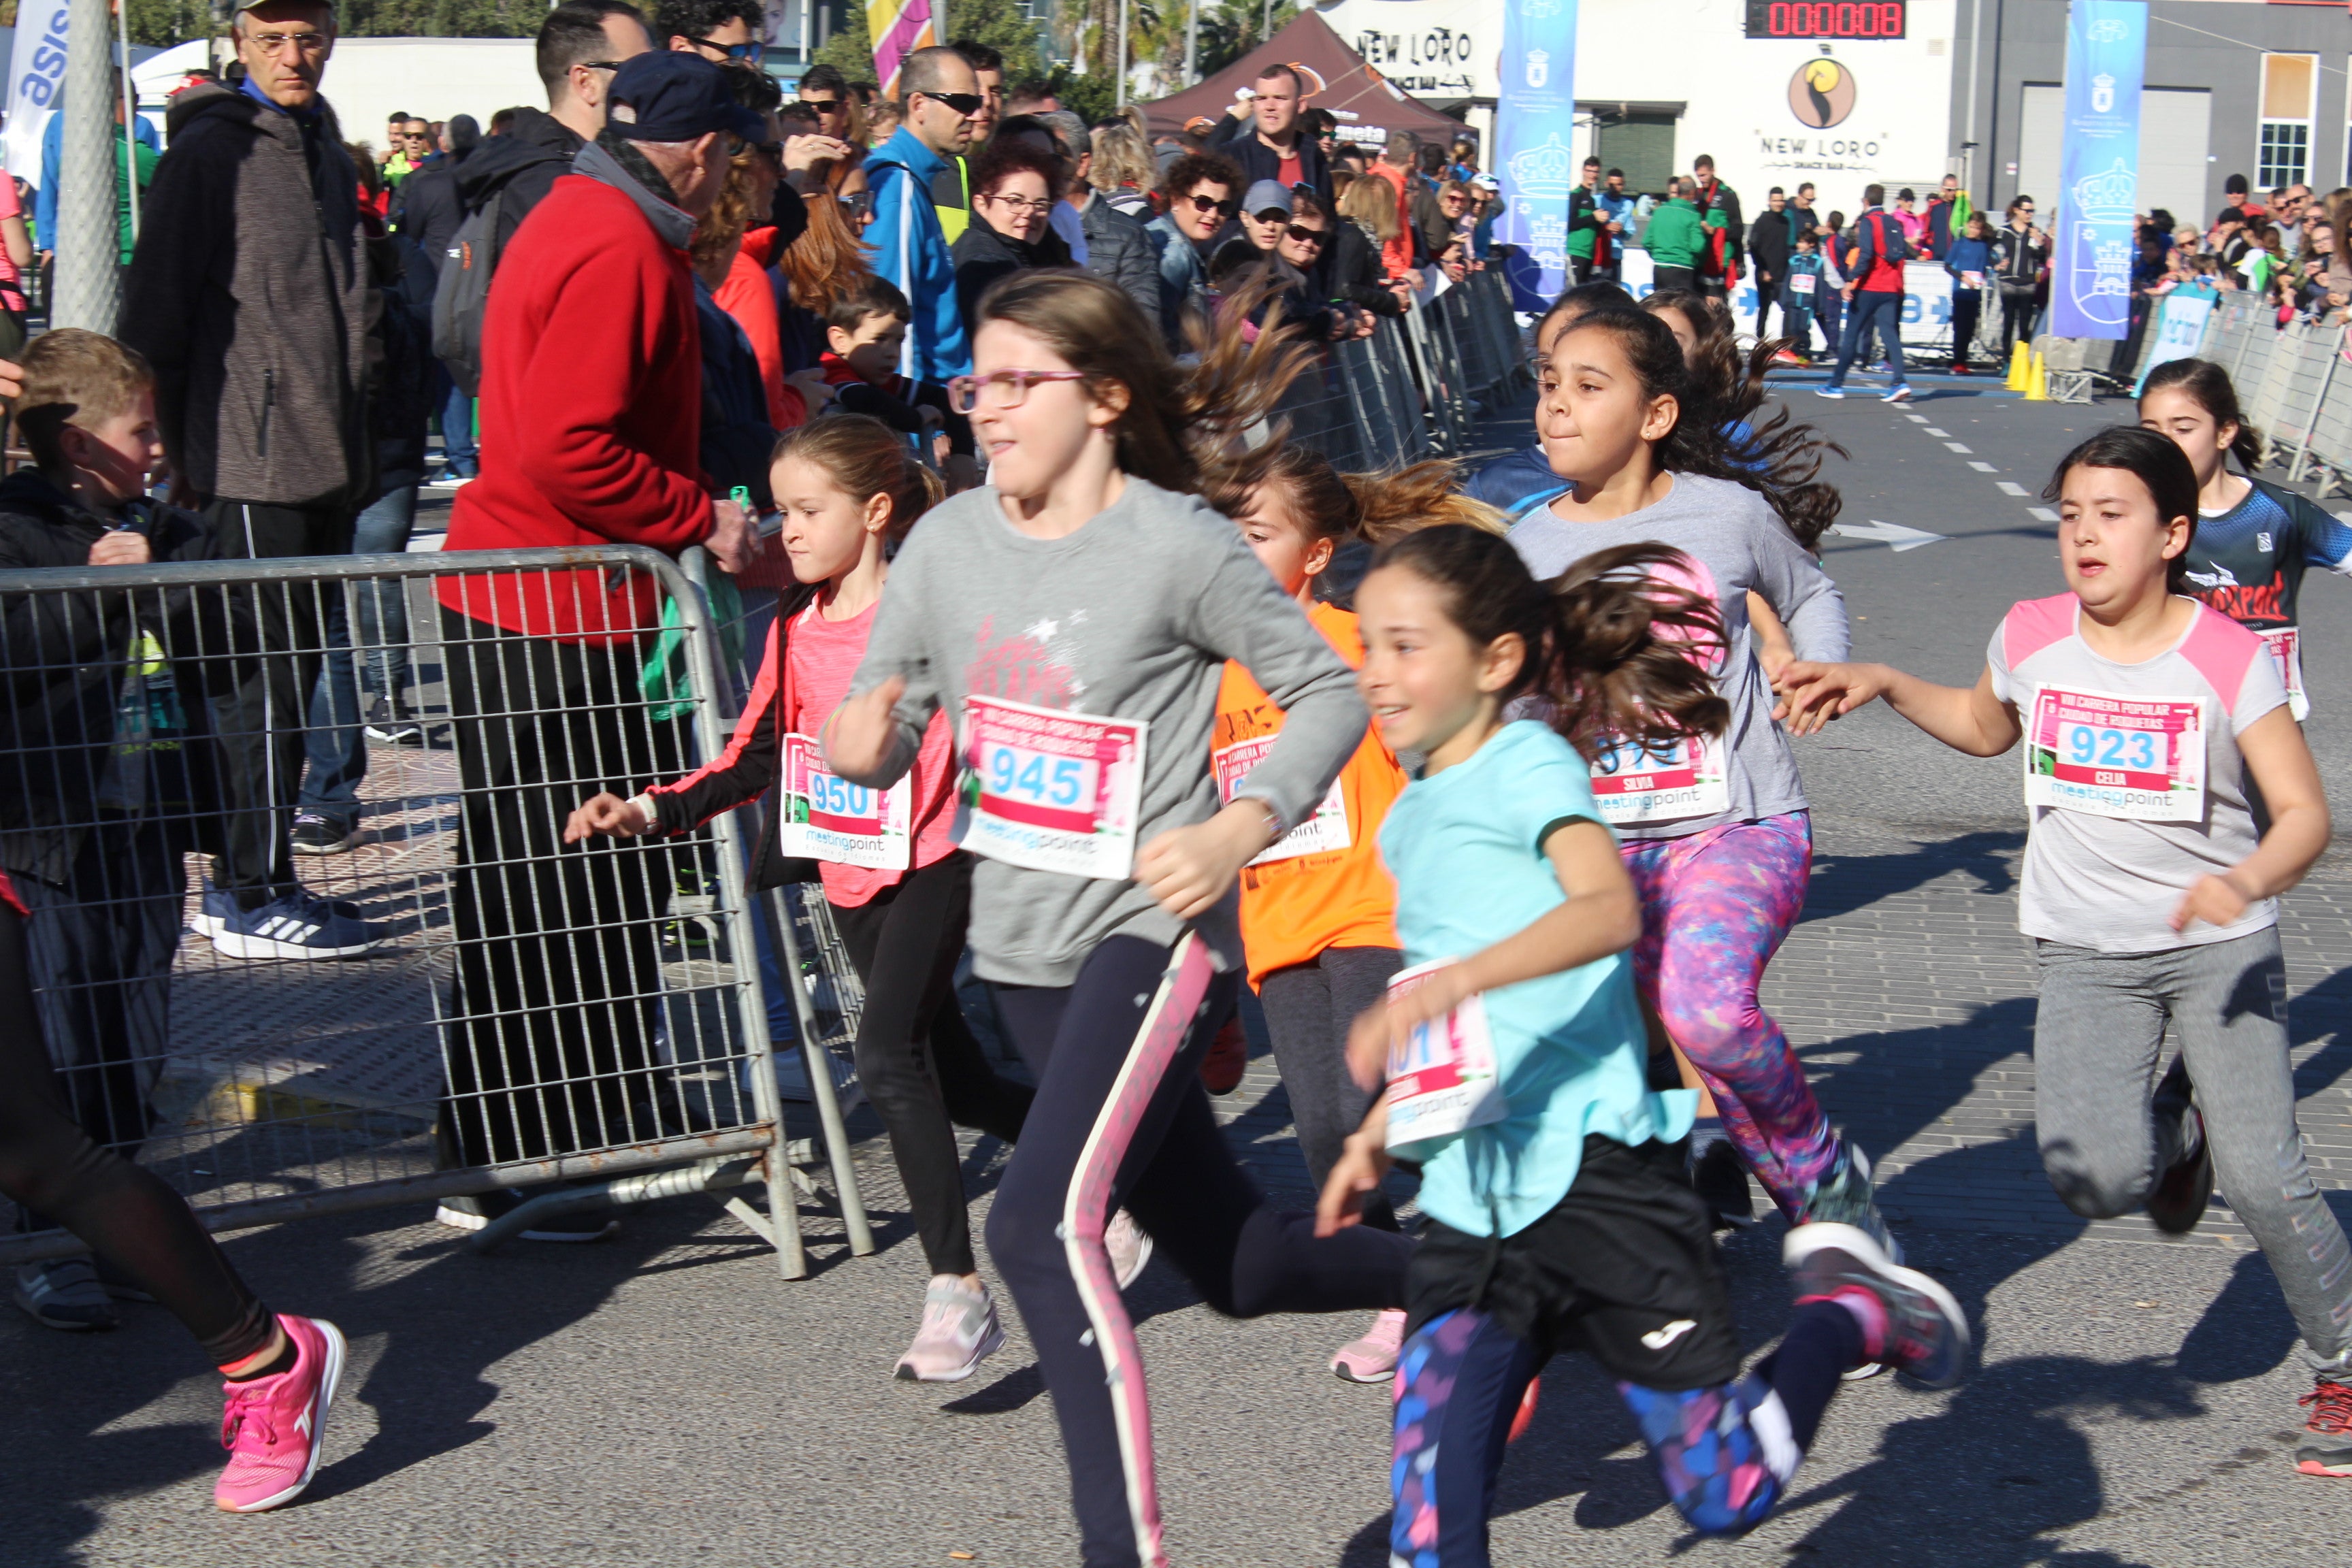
[[917, 90, 985, 116], [692, 36, 764, 64], [802, 97, 844, 113], [1284, 225, 1326, 246]]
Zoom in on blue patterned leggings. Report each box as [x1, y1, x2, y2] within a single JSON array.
[[1388, 1301, 1861, 1566]]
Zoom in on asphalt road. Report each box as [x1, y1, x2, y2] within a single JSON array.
[[5, 383, 2350, 1568]]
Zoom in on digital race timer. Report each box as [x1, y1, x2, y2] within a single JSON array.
[[1745, 1, 1907, 39]]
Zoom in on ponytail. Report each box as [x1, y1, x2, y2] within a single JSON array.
[[2140, 357, 2265, 473], [1205, 450, 1506, 544], [1371, 527, 1729, 760]]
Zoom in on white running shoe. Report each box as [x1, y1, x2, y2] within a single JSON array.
[[1106, 1208, 1152, 1289], [895, 1276, 1005, 1383]]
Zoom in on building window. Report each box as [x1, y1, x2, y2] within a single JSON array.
[[2259, 53, 2315, 191]]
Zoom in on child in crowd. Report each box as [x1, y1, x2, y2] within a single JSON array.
[[817, 275, 979, 490], [1207, 448, 1503, 1382], [1320, 525, 1967, 1566], [564, 414, 1052, 1383], [1508, 307, 1896, 1254], [2136, 357, 2352, 719], [1780, 229, 1825, 364], [0, 327, 344, 1512], [1777, 426, 2352, 1478], [1944, 213, 1993, 372], [824, 271, 1414, 1568]]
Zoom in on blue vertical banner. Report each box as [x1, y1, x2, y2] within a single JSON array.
[[1497, 0, 1578, 312], [2053, 0, 2145, 339]]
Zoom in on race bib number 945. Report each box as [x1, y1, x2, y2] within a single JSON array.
[[957, 693, 1148, 880], [774, 733, 911, 870], [2023, 685, 2206, 821]]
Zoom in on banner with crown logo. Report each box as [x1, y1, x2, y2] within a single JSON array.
[[2053, 0, 2145, 339], [1497, 0, 1579, 311]]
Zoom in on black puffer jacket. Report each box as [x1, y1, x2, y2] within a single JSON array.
[[0, 472, 235, 886], [951, 214, 1073, 340]]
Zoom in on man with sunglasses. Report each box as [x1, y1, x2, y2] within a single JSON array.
[[1144, 150, 1243, 348], [655, 0, 762, 67], [867, 46, 983, 383], [448, 0, 654, 265], [797, 62, 855, 142]]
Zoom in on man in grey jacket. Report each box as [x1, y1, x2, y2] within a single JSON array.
[[1035, 110, 1156, 318], [119, 0, 383, 960]]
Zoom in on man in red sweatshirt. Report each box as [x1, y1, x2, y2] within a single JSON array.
[[434, 50, 765, 1236]]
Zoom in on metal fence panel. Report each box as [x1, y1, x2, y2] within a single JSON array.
[[0, 546, 863, 1277]]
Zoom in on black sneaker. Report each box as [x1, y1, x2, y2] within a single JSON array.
[[2146, 1104, 2212, 1235], [290, 813, 358, 855], [2300, 1373, 2352, 1477], [363, 696, 425, 746], [1690, 1137, 1757, 1229]]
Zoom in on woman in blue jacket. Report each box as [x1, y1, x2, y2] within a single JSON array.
[[1943, 213, 1993, 373]]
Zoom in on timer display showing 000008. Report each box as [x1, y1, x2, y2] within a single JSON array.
[[1746, 1, 1906, 39]]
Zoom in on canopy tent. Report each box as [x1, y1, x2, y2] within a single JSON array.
[[1141, 12, 1465, 150]]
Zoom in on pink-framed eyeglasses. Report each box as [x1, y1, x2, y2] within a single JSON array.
[[947, 369, 1088, 414]]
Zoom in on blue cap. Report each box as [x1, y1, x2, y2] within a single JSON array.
[[606, 52, 769, 145]]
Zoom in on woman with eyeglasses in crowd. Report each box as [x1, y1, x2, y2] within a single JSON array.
[[1992, 193, 2050, 357], [951, 137, 1073, 343]]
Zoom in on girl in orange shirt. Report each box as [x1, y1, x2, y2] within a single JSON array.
[[1207, 448, 1503, 1382]]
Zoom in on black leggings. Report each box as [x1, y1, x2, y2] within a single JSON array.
[[828, 852, 1032, 1277], [0, 902, 274, 1365], [985, 934, 1413, 1568], [1256, 945, 1402, 1230]]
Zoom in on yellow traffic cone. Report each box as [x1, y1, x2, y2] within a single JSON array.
[[2024, 350, 2048, 402], [2005, 338, 2029, 390]]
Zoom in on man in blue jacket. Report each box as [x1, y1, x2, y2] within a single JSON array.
[[36, 81, 161, 274], [866, 46, 982, 382]]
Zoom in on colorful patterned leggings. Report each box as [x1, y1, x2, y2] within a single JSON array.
[[1388, 1301, 1861, 1566], [1620, 812, 1838, 1215]]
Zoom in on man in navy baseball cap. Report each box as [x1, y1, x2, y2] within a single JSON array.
[[606, 48, 769, 158]]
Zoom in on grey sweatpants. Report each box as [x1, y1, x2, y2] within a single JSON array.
[[1257, 945, 1403, 1231], [2034, 927, 2352, 1370]]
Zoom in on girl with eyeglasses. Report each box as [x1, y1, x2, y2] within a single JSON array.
[[950, 138, 1073, 342], [824, 271, 1413, 1568]]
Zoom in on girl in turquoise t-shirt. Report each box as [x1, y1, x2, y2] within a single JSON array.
[[1318, 525, 1969, 1565]]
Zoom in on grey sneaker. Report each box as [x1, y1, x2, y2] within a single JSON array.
[[894, 1277, 1004, 1383], [1795, 1138, 1901, 1265], [14, 1258, 118, 1331], [1107, 1207, 1152, 1290], [1784, 1222, 1970, 1389]]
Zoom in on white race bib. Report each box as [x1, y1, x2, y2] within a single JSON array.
[[2023, 684, 2207, 821], [1588, 732, 1729, 826], [1383, 960, 1507, 1150], [1789, 272, 1816, 295], [773, 732, 912, 870], [956, 693, 1148, 880], [2259, 626, 2309, 721], [1961, 270, 1985, 289], [1212, 733, 1350, 865]]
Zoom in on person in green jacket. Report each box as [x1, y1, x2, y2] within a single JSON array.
[[1642, 177, 1720, 294]]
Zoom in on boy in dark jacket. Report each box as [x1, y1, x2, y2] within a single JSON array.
[[0, 331, 227, 1322], [819, 276, 978, 489]]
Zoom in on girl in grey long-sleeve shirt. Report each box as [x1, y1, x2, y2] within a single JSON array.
[[826, 271, 1410, 1568], [1512, 306, 1904, 1259]]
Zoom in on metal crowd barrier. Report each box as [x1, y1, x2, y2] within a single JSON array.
[[2162, 291, 2352, 491], [1264, 265, 1525, 471], [0, 545, 869, 1278]]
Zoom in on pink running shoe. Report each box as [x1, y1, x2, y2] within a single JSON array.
[[1329, 1307, 1407, 1384], [216, 1314, 346, 1513]]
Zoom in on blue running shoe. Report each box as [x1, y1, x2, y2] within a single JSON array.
[[193, 882, 367, 940], [1784, 1222, 1970, 1389], [207, 888, 386, 961], [1814, 385, 1846, 399]]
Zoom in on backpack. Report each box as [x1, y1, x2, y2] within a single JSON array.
[[1845, 210, 1908, 277], [431, 146, 568, 397]]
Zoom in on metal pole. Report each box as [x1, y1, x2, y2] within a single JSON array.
[[116, 0, 139, 245], [1961, 0, 1982, 199], [54, 0, 123, 331], [1184, 0, 1199, 84], [1115, 0, 1128, 108]]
